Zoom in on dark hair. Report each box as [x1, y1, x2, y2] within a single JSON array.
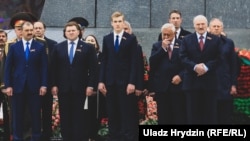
[[0, 29, 7, 38], [85, 34, 100, 52], [63, 21, 82, 39], [169, 9, 182, 18], [35, 21, 47, 29]]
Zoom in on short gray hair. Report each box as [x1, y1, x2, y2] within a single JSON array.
[[193, 15, 208, 26], [161, 23, 175, 33]]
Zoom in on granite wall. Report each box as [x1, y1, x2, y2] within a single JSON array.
[[28, 0, 250, 57]]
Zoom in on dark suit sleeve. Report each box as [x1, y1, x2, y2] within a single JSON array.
[[149, 42, 166, 73], [135, 44, 144, 90], [86, 44, 98, 89], [228, 39, 239, 86], [129, 35, 139, 85], [179, 37, 197, 72], [99, 36, 107, 83], [50, 44, 58, 87], [40, 42, 48, 87]]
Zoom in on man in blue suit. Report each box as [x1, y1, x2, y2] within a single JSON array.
[[51, 21, 98, 141], [4, 21, 48, 141], [150, 23, 185, 124], [98, 11, 138, 141], [209, 18, 239, 124], [179, 15, 221, 124]]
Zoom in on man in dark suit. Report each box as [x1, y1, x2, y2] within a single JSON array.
[[179, 15, 221, 124], [158, 9, 191, 41], [33, 21, 57, 140], [50, 21, 97, 141], [150, 23, 185, 124], [4, 21, 48, 141], [98, 11, 138, 141], [209, 18, 239, 124]]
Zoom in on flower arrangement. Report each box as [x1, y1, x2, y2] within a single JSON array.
[[51, 95, 61, 138], [235, 48, 250, 97], [139, 95, 158, 125], [97, 117, 109, 138]]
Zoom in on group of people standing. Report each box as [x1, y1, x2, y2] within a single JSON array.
[[0, 9, 240, 141]]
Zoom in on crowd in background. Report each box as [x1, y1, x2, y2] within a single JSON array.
[[0, 9, 242, 141]]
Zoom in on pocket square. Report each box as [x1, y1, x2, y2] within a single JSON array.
[[173, 46, 179, 48], [122, 36, 127, 40], [30, 49, 35, 52]]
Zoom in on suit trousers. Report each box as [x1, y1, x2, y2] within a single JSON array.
[[12, 84, 42, 141], [185, 89, 218, 124], [106, 84, 139, 141]]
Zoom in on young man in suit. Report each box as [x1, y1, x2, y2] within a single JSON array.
[[150, 23, 185, 124], [209, 18, 239, 124], [98, 11, 139, 141], [179, 15, 221, 124], [33, 21, 58, 140], [158, 9, 191, 41], [50, 21, 97, 141], [4, 21, 48, 141]]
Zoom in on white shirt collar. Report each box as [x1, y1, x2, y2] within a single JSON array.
[[176, 28, 181, 38], [196, 32, 207, 40], [113, 30, 124, 39], [68, 38, 79, 45], [22, 38, 33, 49]]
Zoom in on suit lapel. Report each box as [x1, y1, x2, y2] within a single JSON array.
[[203, 34, 213, 51], [193, 34, 202, 51], [17, 41, 26, 60], [74, 40, 84, 57], [171, 40, 180, 60], [119, 32, 129, 52]]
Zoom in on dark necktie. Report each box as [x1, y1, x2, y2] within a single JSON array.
[[25, 42, 30, 61], [69, 42, 74, 64], [199, 35, 204, 51], [114, 35, 119, 52], [167, 45, 172, 59]]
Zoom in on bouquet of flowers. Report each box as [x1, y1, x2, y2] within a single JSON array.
[[139, 94, 158, 125], [51, 95, 61, 138]]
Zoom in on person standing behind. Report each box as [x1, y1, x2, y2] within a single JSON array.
[[149, 23, 185, 124], [179, 15, 221, 124], [0, 29, 10, 141], [123, 20, 146, 97], [50, 22, 98, 141], [4, 21, 48, 141], [33, 21, 58, 140], [208, 18, 239, 124], [158, 9, 191, 41], [98, 11, 138, 141], [85, 34, 103, 141]]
